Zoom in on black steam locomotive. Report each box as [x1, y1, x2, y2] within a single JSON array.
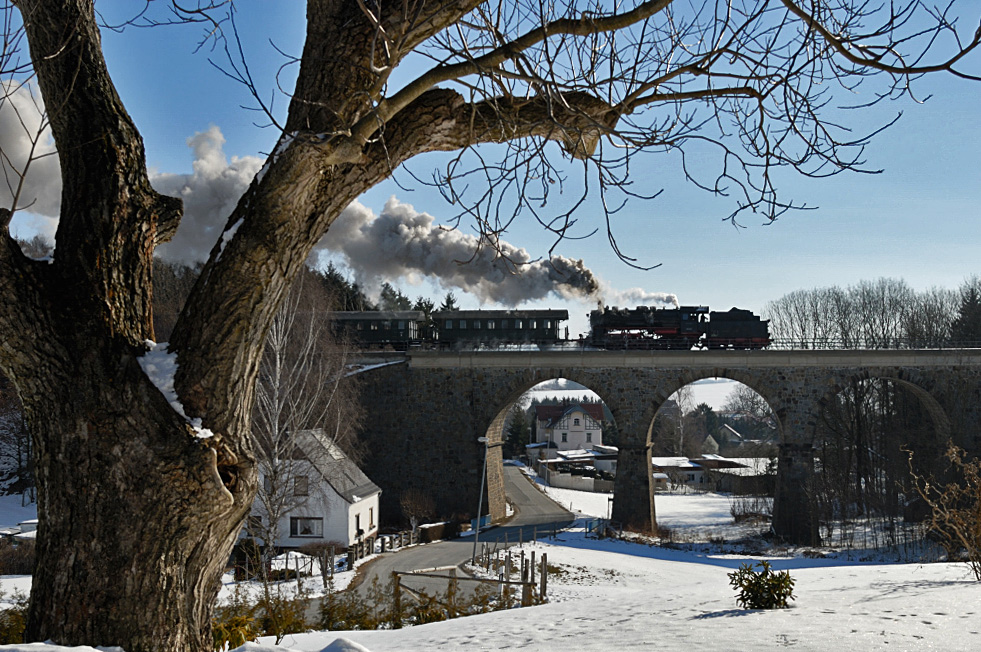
[[331, 304, 769, 350], [588, 305, 770, 350]]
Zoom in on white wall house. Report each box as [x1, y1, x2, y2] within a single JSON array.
[[533, 403, 605, 458], [252, 429, 381, 549]]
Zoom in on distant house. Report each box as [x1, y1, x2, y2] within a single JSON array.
[[651, 454, 774, 494], [533, 403, 605, 457], [251, 429, 381, 550]]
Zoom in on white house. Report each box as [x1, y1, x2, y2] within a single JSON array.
[[251, 429, 381, 550], [533, 403, 605, 457]]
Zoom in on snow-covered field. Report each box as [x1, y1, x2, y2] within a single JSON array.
[[263, 523, 979, 652], [2, 487, 979, 652]]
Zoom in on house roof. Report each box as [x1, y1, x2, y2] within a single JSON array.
[[293, 429, 381, 504], [534, 403, 605, 427]]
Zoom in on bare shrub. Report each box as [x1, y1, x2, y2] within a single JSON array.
[[909, 443, 981, 580], [0, 541, 33, 576]]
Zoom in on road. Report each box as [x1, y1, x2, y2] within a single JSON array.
[[348, 465, 573, 602]]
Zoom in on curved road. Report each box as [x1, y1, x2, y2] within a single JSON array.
[[351, 465, 573, 599]]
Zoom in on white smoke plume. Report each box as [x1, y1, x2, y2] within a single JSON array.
[[0, 81, 62, 239], [598, 285, 679, 310], [0, 102, 675, 308], [152, 126, 263, 264], [320, 197, 606, 305]]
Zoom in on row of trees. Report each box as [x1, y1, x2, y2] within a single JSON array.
[[764, 277, 981, 348]]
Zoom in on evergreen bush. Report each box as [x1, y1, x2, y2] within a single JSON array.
[[727, 560, 795, 609]]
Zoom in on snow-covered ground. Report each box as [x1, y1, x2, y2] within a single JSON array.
[[2, 487, 979, 652], [262, 521, 979, 652]]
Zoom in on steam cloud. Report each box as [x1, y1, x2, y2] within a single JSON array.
[[600, 286, 679, 309], [0, 82, 61, 239], [0, 106, 677, 309], [320, 198, 610, 305], [152, 126, 263, 263]]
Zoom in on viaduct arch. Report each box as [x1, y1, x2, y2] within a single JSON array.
[[356, 349, 981, 544]]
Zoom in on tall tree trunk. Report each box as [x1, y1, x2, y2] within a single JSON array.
[[22, 340, 254, 650]]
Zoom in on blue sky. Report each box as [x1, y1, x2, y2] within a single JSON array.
[[9, 2, 981, 337]]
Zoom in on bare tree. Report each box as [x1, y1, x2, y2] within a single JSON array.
[[250, 269, 363, 557], [0, 1, 976, 649], [766, 278, 959, 349]]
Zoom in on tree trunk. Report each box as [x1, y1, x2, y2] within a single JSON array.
[[23, 342, 254, 651]]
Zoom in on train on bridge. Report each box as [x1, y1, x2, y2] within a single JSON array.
[[330, 304, 770, 350]]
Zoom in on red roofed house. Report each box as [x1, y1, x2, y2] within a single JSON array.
[[533, 403, 605, 459]]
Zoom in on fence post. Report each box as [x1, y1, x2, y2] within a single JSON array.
[[521, 558, 531, 607], [392, 572, 402, 629], [530, 550, 536, 590], [541, 552, 547, 601]]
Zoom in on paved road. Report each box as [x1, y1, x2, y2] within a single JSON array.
[[348, 466, 573, 602]]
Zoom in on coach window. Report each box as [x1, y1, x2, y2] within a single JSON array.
[[460, 320, 467, 329], [474, 320, 481, 329], [488, 320, 496, 330], [530, 320, 537, 329], [515, 319, 523, 329], [445, 320, 453, 329]]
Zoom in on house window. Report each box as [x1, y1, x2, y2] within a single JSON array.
[[459, 320, 467, 329], [515, 320, 524, 329], [290, 517, 323, 538], [445, 320, 453, 329], [586, 432, 592, 442], [370, 322, 379, 330], [487, 320, 496, 329], [561, 432, 568, 442], [263, 476, 273, 494], [293, 476, 309, 496], [574, 418, 580, 426], [248, 515, 262, 532], [474, 320, 481, 329], [369, 507, 375, 529], [530, 320, 537, 329], [355, 514, 363, 538]]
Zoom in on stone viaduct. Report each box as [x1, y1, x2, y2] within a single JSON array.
[[355, 349, 981, 544]]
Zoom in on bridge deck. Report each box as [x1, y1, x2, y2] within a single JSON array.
[[394, 348, 981, 369]]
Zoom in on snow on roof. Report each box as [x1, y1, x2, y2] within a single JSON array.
[[651, 457, 698, 469], [293, 430, 381, 504], [557, 449, 596, 461], [592, 444, 618, 454]]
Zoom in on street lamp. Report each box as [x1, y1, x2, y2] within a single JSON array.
[[472, 436, 489, 564]]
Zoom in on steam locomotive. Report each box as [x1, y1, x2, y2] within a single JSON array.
[[331, 305, 770, 350], [588, 305, 770, 350]]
